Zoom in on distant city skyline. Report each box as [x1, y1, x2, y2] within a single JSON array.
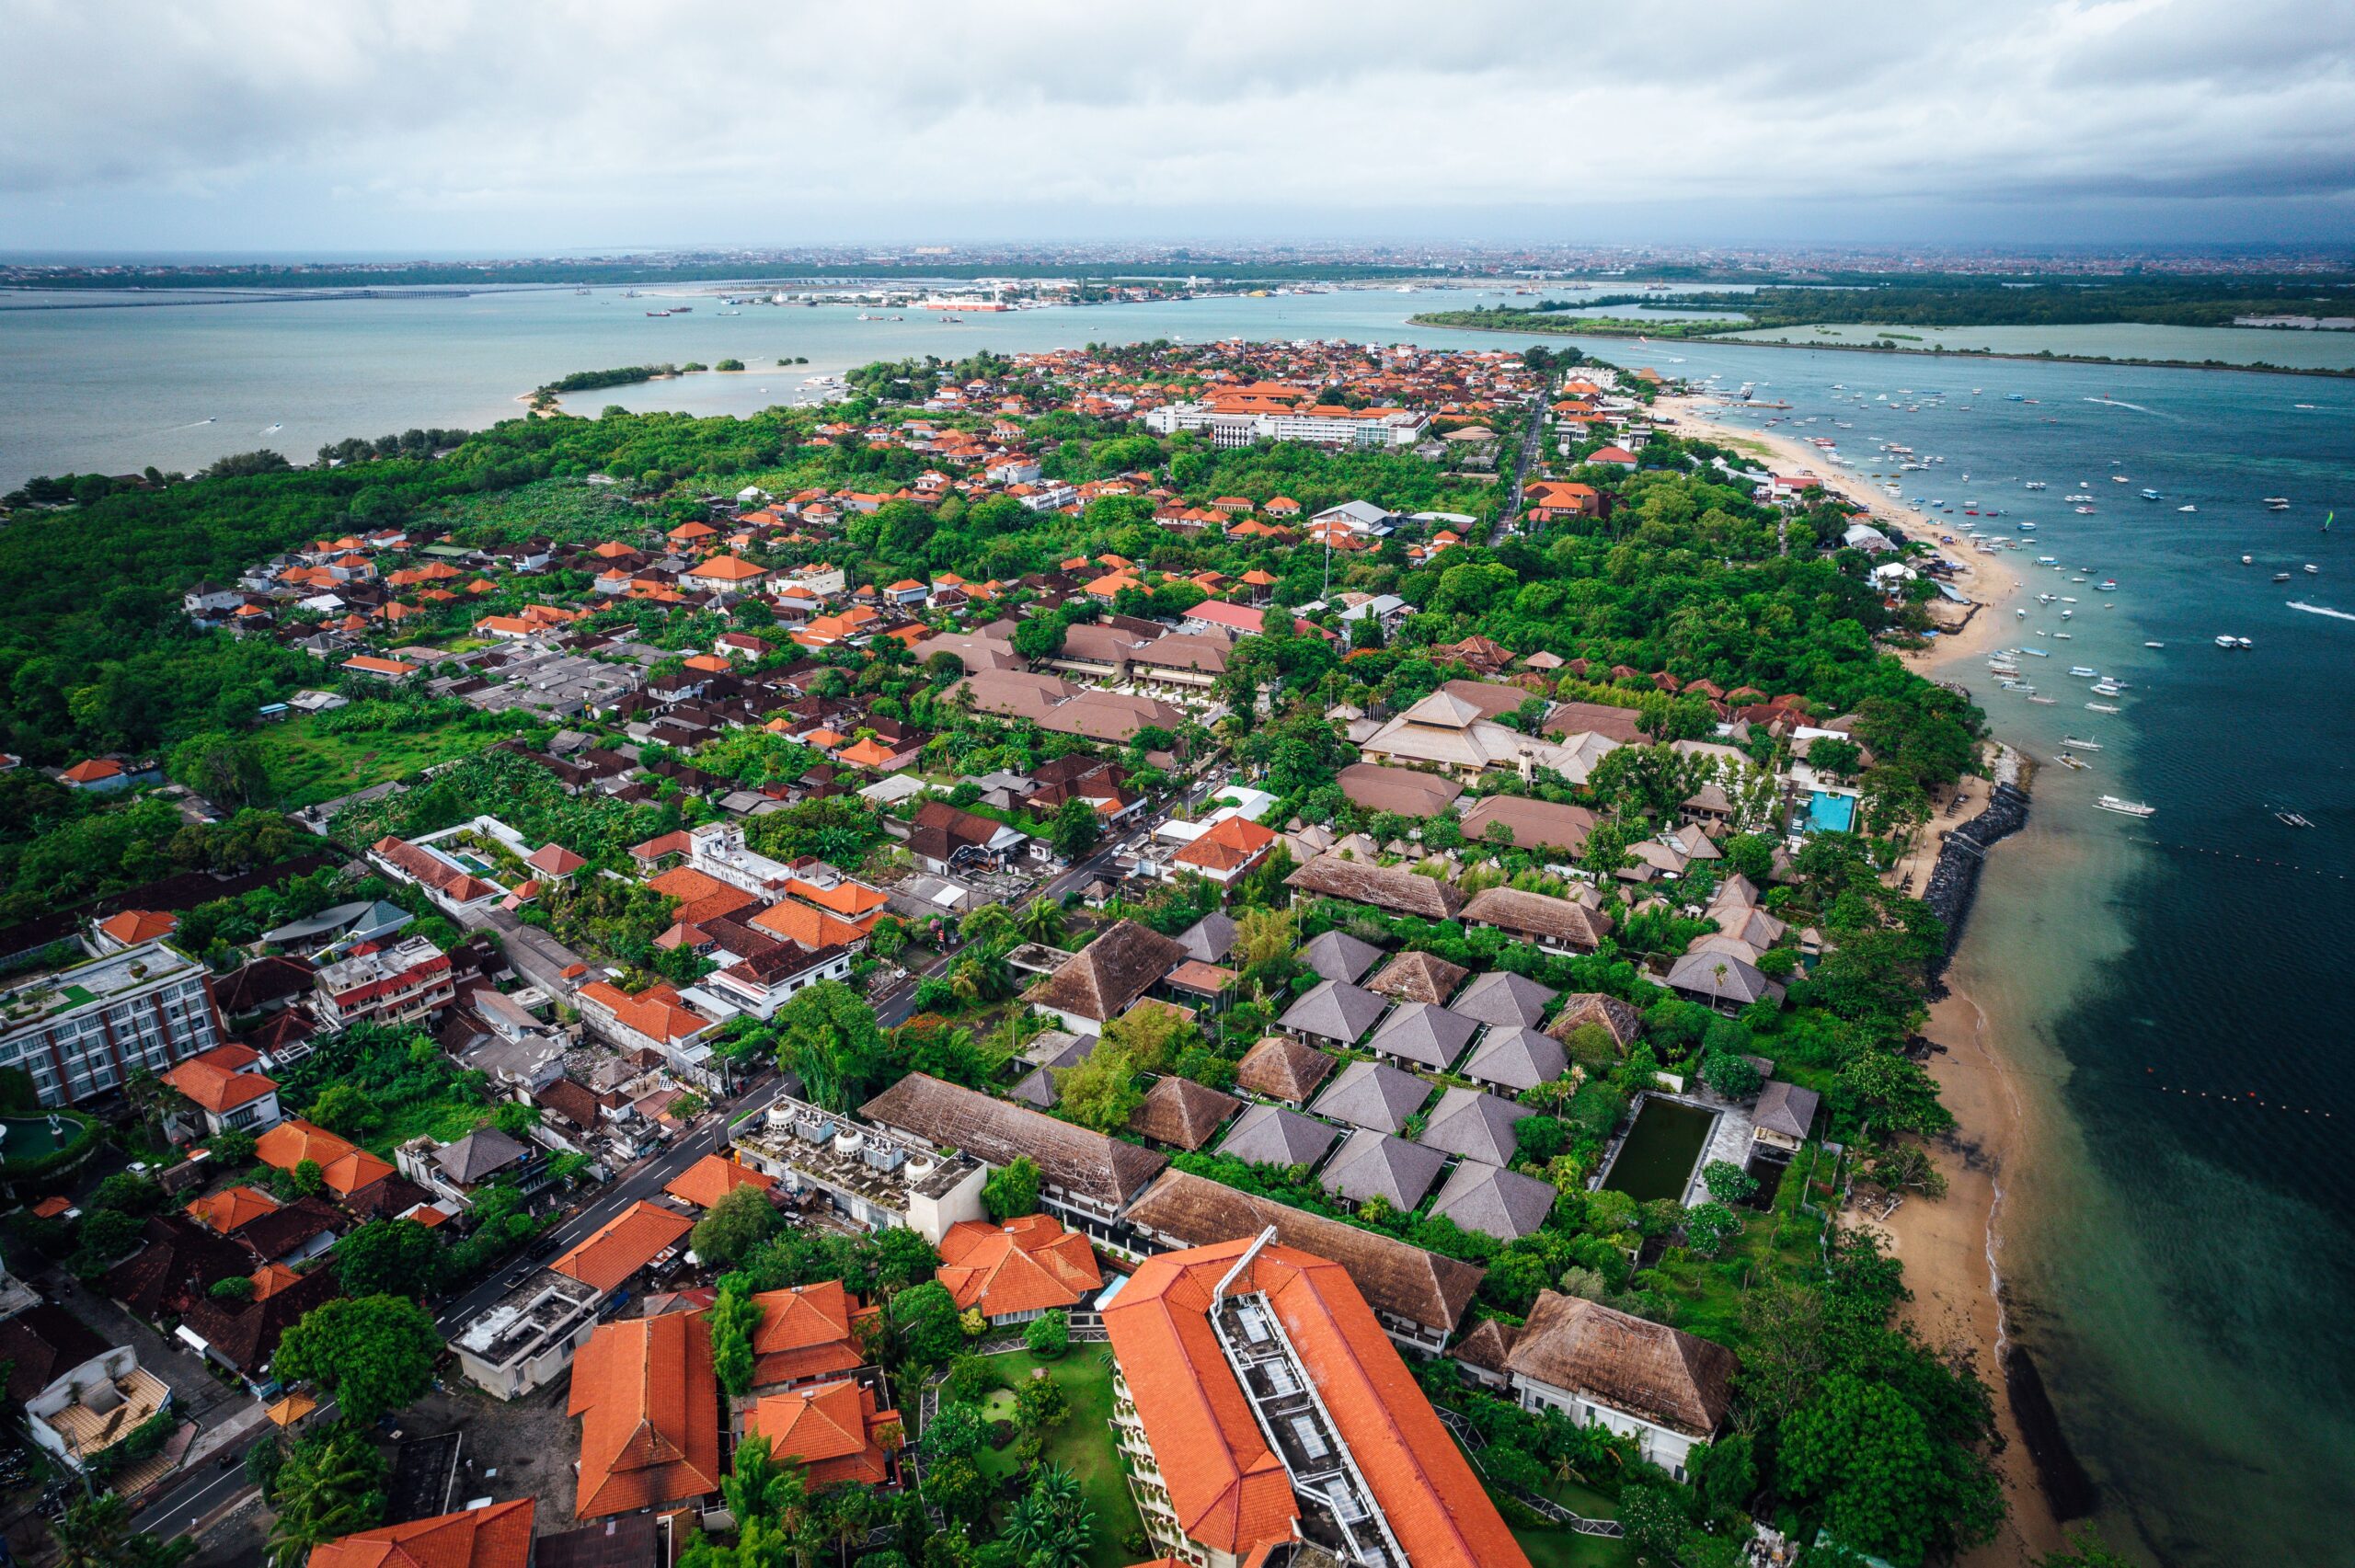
[[4, 1, 2352, 250]]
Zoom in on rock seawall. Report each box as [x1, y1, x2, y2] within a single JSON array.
[[1923, 778, 2030, 993]]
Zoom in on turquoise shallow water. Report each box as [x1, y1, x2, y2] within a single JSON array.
[[5, 288, 2353, 1561]]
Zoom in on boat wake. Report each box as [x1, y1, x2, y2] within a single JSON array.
[[2081, 396, 2167, 417], [2287, 601, 2355, 624]]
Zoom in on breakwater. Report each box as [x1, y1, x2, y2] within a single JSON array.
[[1923, 778, 2031, 991]]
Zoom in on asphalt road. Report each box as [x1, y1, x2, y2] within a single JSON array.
[[1493, 393, 1548, 544]]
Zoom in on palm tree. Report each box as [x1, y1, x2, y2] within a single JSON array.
[[266, 1435, 385, 1567], [1002, 1491, 1058, 1562], [1016, 896, 1066, 946], [1031, 1462, 1082, 1517]]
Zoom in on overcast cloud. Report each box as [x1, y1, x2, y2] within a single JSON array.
[[3, 0, 2351, 251]]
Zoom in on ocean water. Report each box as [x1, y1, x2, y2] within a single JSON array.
[[6, 288, 2353, 1562], [1729, 319, 2355, 371]]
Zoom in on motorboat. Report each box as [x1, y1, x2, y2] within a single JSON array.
[[2304, 564, 2321, 575], [2213, 635, 2253, 649], [2086, 701, 2121, 713], [2062, 738, 2103, 750], [2143, 640, 2165, 648], [2068, 666, 2098, 678], [2095, 795, 2155, 818], [2055, 753, 2091, 771]]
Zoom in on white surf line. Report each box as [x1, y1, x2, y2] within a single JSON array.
[[2288, 601, 2355, 623]]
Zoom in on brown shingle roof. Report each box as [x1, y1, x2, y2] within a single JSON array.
[[859, 1073, 1168, 1210], [1502, 1291, 1740, 1438], [1122, 1171, 1482, 1340], [1365, 950, 1470, 1006], [1287, 854, 1463, 920], [1461, 887, 1614, 948], [1337, 761, 1465, 818], [1021, 919, 1187, 1024], [1126, 1076, 1242, 1150], [1457, 795, 1599, 855], [1233, 1036, 1337, 1104], [1545, 993, 1646, 1050]]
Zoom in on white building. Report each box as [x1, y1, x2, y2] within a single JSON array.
[[450, 1270, 605, 1401], [0, 939, 224, 1107], [1502, 1291, 1740, 1482]]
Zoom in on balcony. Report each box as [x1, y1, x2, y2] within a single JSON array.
[[37, 1368, 172, 1470]]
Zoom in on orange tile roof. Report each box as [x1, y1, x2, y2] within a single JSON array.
[[162, 1044, 278, 1116], [936, 1215, 1102, 1319], [1172, 816, 1276, 875], [748, 901, 867, 951], [307, 1497, 535, 1568], [749, 1279, 874, 1389], [578, 979, 714, 1047], [662, 1153, 777, 1210], [250, 1263, 304, 1301], [834, 737, 898, 770], [551, 1200, 695, 1296], [186, 1185, 280, 1233], [255, 1120, 395, 1197], [98, 909, 178, 944], [1104, 1239, 1530, 1568], [342, 655, 419, 679], [688, 555, 765, 583], [743, 1379, 900, 1488], [667, 521, 718, 541], [785, 877, 888, 922], [569, 1314, 721, 1519]]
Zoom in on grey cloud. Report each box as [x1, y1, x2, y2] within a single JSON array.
[[0, 0, 2349, 246]]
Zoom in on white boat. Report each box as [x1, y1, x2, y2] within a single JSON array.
[[2177, 505, 2196, 513], [2144, 640, 2165, 648], [2091, 681, 2122, 696], [2024, 481, 2047, 490], [2086, 702, 2121, 713], [2027, 695, 2057, 704], [2062, 738, 2102, 750], [2242, 555, 2255, 565], [2076, 506, 2097, 514], [2055, 753, 2091, 770], [2095, 795, 2155, 818], [2304, 564, 2320, 575], [2068, 666, 2098, 677], [2213, 635, 2253, 649]]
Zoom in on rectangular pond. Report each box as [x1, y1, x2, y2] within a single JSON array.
[[1600, 1096, 1718, 1204]]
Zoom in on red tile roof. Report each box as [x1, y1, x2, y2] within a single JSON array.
[[749, 1279, 875, 1389], [662, 1153, 777, 1210], [742, 1379, 901, 1488], [306, 1498, 535, 1568], [1104, 1239, 1528, 1568], [936, 1215, 1103, 1320], [550, 1201, 695, 1296], [569, 1313, 721, 1518], [162, 1044, 279, 1115], [98, 909, 178, 945], [1171, 815, 1276, 874], [255, 1120, 395, 1197]]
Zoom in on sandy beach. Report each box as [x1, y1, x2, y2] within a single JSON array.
[[1660, 393, 2059, 1555], [1657, 392, 2025, 669]]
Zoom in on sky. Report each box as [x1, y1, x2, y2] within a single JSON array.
[[4, 0, 2353, 254]]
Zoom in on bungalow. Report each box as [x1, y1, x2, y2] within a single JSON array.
[[1286, 853, 1464, 921], [1460, 886, 1614, 955], [159, 1045, 282, 1139], [1503, 1291, 1739, 1481], [1021, 919, 1187, 1037]]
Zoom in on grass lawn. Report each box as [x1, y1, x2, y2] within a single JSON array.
[[968, 1348, 1142, 1568], [1512, 1525, 1637, 1568], [256, 713, 500, 809], [359, 1093, 496, 1157]]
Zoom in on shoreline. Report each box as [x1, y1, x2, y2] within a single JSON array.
[[1655, 393, 2026, 669], [1663, 391, 2060, 1556], [1412, 315, 2355, 378]]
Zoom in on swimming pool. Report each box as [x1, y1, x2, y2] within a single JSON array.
[[1806, 791, 1856, 834], [1599, 1096, 1717, 1205]]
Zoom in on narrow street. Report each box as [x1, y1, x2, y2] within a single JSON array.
[[1491, 391, 1548, 544]]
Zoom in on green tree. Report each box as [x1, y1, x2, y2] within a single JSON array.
[[1016, 897, 1066, 946], [1701, 1159, 1759, 1206], [982, 1155, 1040, 1221], [265, 1433, 387, 1568], [1024, 1309, 1070, 1360], [272, 1294, 442, 1425], [772, 980, 890, 1111], [53, 1493, 194, 1568], [169, 730, 272, 811], [692, 1184, 783, 1268], [1049, 796, 1101, 860], [331, 1214, 449, 1299], [1779, 1371, 2003, 1566], [709, 1281, 766, 1401], [1051, 1042, 1143, 1133], [888, 1281, 963, 1368], [307, 1082, 384, 1137], [1682, 1200, 1742, 1258]]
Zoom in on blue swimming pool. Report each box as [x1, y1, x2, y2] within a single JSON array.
[[1806, 792, 1856, 834]]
